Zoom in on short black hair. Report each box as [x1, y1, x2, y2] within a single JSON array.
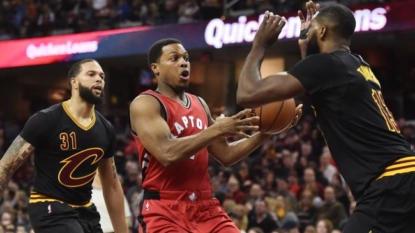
[[147, 38, 182, 67], [67, 59, 97, 86], [315, 3, 356, 40]]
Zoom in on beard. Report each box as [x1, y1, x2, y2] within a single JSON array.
[[172, 83, 189, 94], [79, 83, 104, 105], [306, 33, 320, 57]]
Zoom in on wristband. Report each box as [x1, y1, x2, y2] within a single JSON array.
[[300, 25, 311, 40]]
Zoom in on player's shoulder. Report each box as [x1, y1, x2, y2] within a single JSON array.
[[94, 111, 113, 128], [130, 90, 163, 110], [39, 103, 63, 113], [303, 52, 335, 63], [35, 103, 64, 119], [188, 92, 206, 107]]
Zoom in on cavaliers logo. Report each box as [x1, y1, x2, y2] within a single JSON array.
[[58, 148, 104, 188]]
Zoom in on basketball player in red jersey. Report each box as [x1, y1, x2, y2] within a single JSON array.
[[129, 38, 302, 233]]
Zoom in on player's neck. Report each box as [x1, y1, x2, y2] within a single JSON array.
[[321, 40, 350, 54], [156, 86, 186, 103], [66, 97, 95, 120]]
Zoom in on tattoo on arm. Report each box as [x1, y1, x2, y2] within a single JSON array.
[[111, 158, 117, 179], [0, 136, 35, 196], [13, 145, 33, 166]]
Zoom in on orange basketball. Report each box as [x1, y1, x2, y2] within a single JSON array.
[[247, 98, 296, 134]]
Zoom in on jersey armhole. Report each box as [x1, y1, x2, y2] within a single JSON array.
[[130, 93, 168, 135], [196, 96, 210, 121]]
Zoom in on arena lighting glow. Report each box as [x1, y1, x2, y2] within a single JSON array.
[[0, 1, 413, 69], [204, 7, 388, 49]]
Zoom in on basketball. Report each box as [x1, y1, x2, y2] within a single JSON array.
[[246, 98, 296, 134]]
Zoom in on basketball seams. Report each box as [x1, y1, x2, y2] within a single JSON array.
[[259, 106, 263, 130], [263, 101, 284, 133]]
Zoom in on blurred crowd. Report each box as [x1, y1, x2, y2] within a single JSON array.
[[0, 109, 414, 233], [0, 0, 393, 41]]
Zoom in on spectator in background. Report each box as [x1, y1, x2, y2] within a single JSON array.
[[276, 176, 297, 211], [319, 152, 337, 183], [211, 176, 227, 205], [157, 0, 178, 25], [262, 170, 278, 197], [230, 204, 249, 232], [288, 172, 300, 195], [314, 186, 347, 229], [296, 167, 324, 201], [0, 0, 395, 40], [247, 199, 278, 233], [304, 225, 317, 233], [316, 219, 333, 233], [178, 0, 200, 23], [296, 189, 317, 232], [37, 3, 55, 36], [271, 195, 299, 229], [226, 175, 247, 204], [245, 183, 264, 212], [275, 150, 295, 179]]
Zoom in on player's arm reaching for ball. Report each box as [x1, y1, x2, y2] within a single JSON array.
[[0, 136, 34, 197], [237, 11, 306, 108], [198, 98, 302, 167], [98, 157, 129, 233], [129, 95, 259, 167]]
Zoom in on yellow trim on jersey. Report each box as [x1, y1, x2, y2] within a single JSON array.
[[30, 192, 92, 208], [29, 199, 93, 208], [377, 156, 415, 180], [62, 101, 96, 131]]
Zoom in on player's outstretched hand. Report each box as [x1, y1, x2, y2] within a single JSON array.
[[298, 1, 320, 57], [253, 11, 287, 49], [213, 109, 259, 138]]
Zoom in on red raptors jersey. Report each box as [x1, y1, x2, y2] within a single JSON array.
[[133, 90, 211, 191]]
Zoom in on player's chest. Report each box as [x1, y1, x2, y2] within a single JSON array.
[[48, 125, 109, 153], [168, 113, 208, 137]]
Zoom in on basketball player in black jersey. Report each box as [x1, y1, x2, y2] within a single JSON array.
[[237, 2, 415, 233], [0, 59, 128, 233]]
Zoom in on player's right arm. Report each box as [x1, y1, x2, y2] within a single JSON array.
[[0, 112, 47, 198], [129, 95, 259, 167], [0, 136, 34, 197]]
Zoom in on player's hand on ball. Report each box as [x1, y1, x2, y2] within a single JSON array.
[[253, 11, 287, 49], [283, 104, 303, 132], [214, 109, 259, 138]]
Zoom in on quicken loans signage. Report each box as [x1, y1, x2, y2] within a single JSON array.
[[204, 7, 388, 49], [0, 1, 413, 69]]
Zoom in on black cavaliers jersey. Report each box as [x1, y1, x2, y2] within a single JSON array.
[[20, 101, 116, 204], [288, 51, 415, 199]]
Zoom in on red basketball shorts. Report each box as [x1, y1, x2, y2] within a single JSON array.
[[137, 190, 239, 233]]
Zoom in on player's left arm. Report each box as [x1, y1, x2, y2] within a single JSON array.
[[236, 57, 306, 108], [236, 12, 307, 108], [98, 157, 128, 233]]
